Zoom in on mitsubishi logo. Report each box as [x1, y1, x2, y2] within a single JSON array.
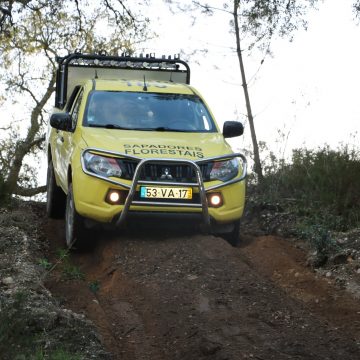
[[160, 167, 173, 180]]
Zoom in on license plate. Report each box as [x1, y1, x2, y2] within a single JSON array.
[[140, 186, 192, 199]]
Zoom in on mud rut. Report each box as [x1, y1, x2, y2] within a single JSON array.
[[45, 219, 360, 360]]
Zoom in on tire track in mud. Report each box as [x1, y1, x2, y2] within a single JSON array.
[[45, 220, 360, 360]]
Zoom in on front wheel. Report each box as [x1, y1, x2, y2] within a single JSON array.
[[65, 184, 90, 250], [221, 220, 241, 247]]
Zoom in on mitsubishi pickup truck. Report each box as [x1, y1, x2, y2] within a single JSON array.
[[46, 53, 247, 249]]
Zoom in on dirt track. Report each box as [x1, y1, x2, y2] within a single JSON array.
[[45, 219, 360, 360]]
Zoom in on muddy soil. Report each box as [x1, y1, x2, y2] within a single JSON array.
[[45, 220, 360, 360], [0, 202, 109, 360]]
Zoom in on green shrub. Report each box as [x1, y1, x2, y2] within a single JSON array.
[[0, 292, 38, 359], [0, 292, 83, 360], [258, 144, 360, 231], [34, 348, 82, 360], [295, 222, 339, 254]]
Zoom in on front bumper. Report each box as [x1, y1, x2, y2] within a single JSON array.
[[77, 148, 247, 227]]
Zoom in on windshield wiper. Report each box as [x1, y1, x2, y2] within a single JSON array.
[[88, 123, 129, 130], [139, 127, 193, 132]]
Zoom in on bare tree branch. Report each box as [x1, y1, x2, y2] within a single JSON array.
[[0, 6, 11, 16], [0, 125, 12, 131], [16, 79, 40, 105], [14, 185, 46, 196], [74, 0, 83, 31], [29, 135, 45, 149], [192, 1, 232, 15], [106, 0, 135, 23]]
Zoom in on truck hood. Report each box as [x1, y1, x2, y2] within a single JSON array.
[[80, 128, 232, 161]]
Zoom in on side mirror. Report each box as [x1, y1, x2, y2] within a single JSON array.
[[50, 112, 73, 132], [223, 121, 244, 138]]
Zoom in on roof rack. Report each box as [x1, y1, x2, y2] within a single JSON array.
[[54, 53, 191, 109]]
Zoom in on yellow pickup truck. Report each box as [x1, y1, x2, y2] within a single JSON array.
[[46, 53, 246, 249]]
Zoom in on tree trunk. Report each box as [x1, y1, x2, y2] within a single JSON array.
[[233, 0, 264, 183], [4, 73, 56, 195]]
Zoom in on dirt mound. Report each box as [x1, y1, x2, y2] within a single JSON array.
[[45, 221, 360, 360], [2, 201, 360, 360], [0, 201, 109, 360]]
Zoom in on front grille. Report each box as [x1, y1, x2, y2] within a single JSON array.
[[118, 160, 212, 183]]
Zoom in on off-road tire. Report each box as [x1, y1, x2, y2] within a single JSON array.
[[65, 184, 91, 250], [222, 220, 241, 247], [46, 161, 66, 219]]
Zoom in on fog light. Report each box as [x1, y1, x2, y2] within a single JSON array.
[[207, 193, 223, 207], [109, 191, 120, 203], [106, 189, 123, 204]]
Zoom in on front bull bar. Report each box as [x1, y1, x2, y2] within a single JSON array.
[[81, 148, 247, 229]]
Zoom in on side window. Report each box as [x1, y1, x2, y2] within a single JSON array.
[[70, 90, 84, 130], [65, 85, 81, 112]]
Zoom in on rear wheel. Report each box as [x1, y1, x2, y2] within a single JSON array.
[[46, 161, 66, 219], [65, 184, 90, 250]]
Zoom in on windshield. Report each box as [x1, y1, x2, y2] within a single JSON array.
[[83, 91, 217, 132]]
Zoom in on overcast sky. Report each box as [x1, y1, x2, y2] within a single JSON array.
[[1, 0, 359, 162], [141, 0, 360, 156]]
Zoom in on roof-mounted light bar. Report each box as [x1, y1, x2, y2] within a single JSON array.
[[54, 52, 191, 109], [66, 58, 180, 71]]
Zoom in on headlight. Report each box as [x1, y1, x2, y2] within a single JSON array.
[[210, 158, 239, 181], [83, 153, 122, 178]]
